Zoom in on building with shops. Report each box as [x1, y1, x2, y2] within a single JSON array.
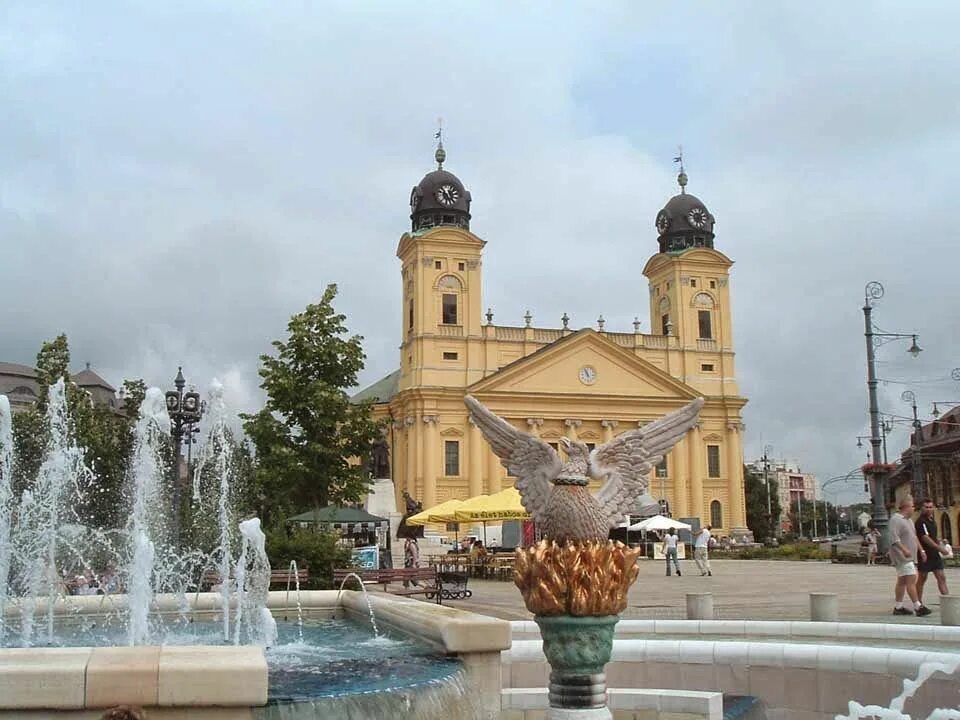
[[746, 458, 819, 533], [887, 405, 960, 545], [354, 143, 750, 536]]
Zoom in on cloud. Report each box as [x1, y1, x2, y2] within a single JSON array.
[[3, 1, 959, 506]]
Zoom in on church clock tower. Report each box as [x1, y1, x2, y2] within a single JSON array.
[[643, 161, 747, 535], [396, 140, 486, 392]]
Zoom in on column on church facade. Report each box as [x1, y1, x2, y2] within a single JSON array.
[[726, 423, 745, 529], [422, 415, 439, 509], [392, 420, 406, 496], [468, 417, 484, 498], [527, 417, 543, 438], [601, 419, 617, 444], [689, 423, 704, 523], [486, 447, 502, 494], [406, 415, 418, 502], [672, 438, 689, 518], [564, 419, 582, 441]]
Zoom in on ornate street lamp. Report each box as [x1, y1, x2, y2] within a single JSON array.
[[862, 281, 921, 550], [901, 390, 924, 501], [762, 444, 778, 539], [165, 367, 205, 546]]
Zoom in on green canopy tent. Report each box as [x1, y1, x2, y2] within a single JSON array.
[[287, 506, 389, 526], [287, 506, 390, 548]]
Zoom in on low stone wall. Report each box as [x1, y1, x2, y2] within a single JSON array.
[[0, 589, 511, 720], [502, 688, 722, 720], [0, 646, 266, 717], [505, 621, 960, 720]]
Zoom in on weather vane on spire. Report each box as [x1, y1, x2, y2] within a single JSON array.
[[434, 116, 446, 170], [673, 145, 688, 193]]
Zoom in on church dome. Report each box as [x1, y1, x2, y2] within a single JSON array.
[[409, 143, 471, 231], [654, 170, 715, 253]]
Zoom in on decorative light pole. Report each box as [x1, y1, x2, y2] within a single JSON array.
[[862, 281, 921, 549], [902, 390, 924, 500], [165, 367, 204, 546], [762, 444, 778, 539], [856, 416, 893, 463]]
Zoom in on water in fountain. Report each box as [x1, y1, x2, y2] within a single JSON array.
[[0, 396, 13, 645], [838, 656, 960, 720], [191, 378, 234, 641], [337, 572, 380, 638], [11, 379, 96, 646], [285, 560, 304, 642], [234, 517, 277, 647], [126, 387, 170, 645]]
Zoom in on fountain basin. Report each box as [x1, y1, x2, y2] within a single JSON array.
[[0, 589, 510, 719], [505, 619, 960, 719]]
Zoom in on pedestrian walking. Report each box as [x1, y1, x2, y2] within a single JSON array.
[[865, 522, 880, 565], [694, 525, 712, 576], [888, 496, 931, 616], [663, 528, 681, 576], [403, 537, 420, 587], [916, 498, 949, 605]]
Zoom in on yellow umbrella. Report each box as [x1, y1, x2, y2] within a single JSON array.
[[453, 488, 530, 545], [453, 487, 529, 522], [406, 498, 465, 526]]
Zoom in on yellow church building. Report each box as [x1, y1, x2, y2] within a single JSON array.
[[355, 143, 749, 537]]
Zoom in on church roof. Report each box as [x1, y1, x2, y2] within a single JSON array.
[[72, 366, 115, 392], [351, 369, 400, 404]]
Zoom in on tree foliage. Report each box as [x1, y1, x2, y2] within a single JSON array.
[[744, 463, 782, 543], [10, 334, 145, 530], [242, 284, 384, 527]]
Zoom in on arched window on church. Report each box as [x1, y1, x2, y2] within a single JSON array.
[[438, 274, 462, 326], [710, 500, 723, 528], [694, 293, 715, 340]]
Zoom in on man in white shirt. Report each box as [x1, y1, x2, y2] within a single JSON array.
[[888, 496, 930, 616], [694, 525, 712, 576]]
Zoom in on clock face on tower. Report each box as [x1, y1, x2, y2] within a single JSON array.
[[687, 207, 709, 229], [436, 184, 460, 206], [655, 212, 671, 235], [409, 188, 420, 212], [578, 365, 597, 385]]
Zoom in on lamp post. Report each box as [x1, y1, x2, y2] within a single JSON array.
[[901, 390, 924, 501], [857, 417, 892, 463], [862, 281, 921, 550], [762, 444, 778, 539], [165, 367, 205, 547]]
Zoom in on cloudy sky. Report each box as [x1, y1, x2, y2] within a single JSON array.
[[3, 2, 959, 504]]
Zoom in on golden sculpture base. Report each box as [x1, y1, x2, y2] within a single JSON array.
[[514, 540, 642, 617]]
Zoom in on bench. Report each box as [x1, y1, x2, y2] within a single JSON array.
[[270, 567, 310, 588], [333, 567, 452, 604], [197, 567, 310, 591]]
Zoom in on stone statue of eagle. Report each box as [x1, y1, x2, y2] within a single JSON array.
[[464, 395, 704, 543]]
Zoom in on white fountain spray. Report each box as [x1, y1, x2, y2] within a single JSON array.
[[0, 395, 13, 644], [126, 388, 170, 646], [192, 379, 233, 641], [14, 380, 94, 645], [233, 518, 277, 647]]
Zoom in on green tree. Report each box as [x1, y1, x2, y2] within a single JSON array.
[[744, 463, 782, 543], [242, 284, 384, 527], [10, 334, 146, 530]]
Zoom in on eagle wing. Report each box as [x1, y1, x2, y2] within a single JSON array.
[[589, 398, 705, 529], [464, 395, 561, 525]]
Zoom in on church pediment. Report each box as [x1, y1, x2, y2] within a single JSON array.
[[468, 329, 700, 400]]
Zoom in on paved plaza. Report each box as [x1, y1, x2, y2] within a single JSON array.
[[450, 559, 960, 623]]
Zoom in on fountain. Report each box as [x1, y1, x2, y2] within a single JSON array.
[[0, 384, 509, 720]]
